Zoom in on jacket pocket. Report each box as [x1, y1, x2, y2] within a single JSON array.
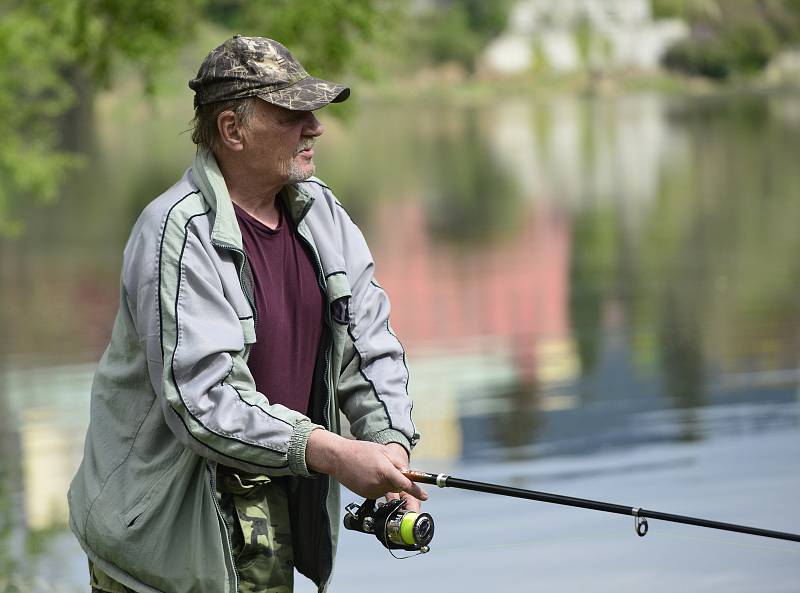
[[87, 451, 230, 593], [121, 450, 184, 529], [122, 487, 160, 529], [121, 462, 175, 529]]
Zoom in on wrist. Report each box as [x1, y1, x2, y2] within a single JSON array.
[[305, 429, 347, 475], [288, 420, 322, 476], [385, 442, 410, 462], [368, 429, 412, 455]]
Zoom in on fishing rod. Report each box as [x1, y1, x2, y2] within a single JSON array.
[[343, 469, 800, 555]]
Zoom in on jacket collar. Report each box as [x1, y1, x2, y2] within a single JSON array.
[[191, 149, 316, 248]]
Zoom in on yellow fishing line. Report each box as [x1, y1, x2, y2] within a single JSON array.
[[400, 512, 419, 545]]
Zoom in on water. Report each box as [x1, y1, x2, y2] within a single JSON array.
[[1, 90, 799, 591], [325, 430, 800, 593]]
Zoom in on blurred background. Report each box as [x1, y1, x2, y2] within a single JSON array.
[[2, 0, 800, 591]]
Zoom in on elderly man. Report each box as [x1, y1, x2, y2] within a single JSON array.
[[68, 35, 425, 593]]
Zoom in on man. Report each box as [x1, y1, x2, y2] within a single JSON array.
[[68, 35, 425, 593]]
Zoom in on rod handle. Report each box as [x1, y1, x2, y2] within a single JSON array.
[[404, 470, 448, 487]]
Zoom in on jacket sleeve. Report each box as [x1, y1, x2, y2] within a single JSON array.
[[333, 200, 420, 454], [124, 200, 319, 476]]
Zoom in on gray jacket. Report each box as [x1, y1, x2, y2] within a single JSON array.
[[68, 150, 419, 593]]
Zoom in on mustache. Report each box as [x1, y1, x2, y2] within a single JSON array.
[[295, 139, 315, 153]]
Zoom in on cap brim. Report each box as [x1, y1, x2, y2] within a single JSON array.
[[257, 76, 350, 111]]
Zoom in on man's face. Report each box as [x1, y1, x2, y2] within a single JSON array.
[[242, 100, 324, 184]]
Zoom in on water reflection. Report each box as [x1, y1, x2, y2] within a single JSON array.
[[1, 91, 799, 589], [421, 107, 523, 246]]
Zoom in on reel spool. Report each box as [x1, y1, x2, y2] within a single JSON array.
[[343, 498, 434, 555]]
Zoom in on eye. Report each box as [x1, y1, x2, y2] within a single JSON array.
[[280, 111, 307, 125]]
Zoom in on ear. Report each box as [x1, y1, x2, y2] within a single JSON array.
[[217, 111, 245, 152]]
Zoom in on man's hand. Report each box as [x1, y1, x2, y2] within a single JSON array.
[[305, 430, 428, 503], [382, 442, 423, 512]]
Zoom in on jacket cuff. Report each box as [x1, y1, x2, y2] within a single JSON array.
[[367, 429, 413, 456], [288, 419, 323, 477]]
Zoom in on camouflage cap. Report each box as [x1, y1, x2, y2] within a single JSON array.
[[188, 35, 350, 111]]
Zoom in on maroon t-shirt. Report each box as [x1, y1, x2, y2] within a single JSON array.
[[233, 200, 323, 415]]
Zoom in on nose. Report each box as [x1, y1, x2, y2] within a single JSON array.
[[303, 112, 324, 137]]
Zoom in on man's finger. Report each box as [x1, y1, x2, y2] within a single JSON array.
[[385, 491, 421, 511], [394, 475, 428, 501], [400, 493, 421, 512]]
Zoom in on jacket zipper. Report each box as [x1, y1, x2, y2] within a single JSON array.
[[212, 239, 259, 326], [295, 230, 334, 431], [209, 239, 252, 593], [296, 227, 336, 586], [208, 462, 239, 593], [217, 212, 334, 588]]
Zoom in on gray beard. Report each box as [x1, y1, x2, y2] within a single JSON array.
[[287, 160, 314, 183]]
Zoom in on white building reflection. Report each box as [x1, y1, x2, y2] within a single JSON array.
[[4, 363, 93, 530], [486, 95, 691, 223]]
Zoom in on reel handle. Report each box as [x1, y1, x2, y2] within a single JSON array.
[[343, 498, 378, 534]]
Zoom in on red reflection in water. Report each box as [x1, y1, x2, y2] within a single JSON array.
[[368, 198, 571, 383]]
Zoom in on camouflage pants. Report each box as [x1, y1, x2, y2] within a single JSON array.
[[88, 470, 294, 593], [218, 470, 294, 593], [89, 560, 135, 593]]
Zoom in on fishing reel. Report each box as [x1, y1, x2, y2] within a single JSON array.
[[343, 498, 434, 556]]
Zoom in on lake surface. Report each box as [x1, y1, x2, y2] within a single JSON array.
[[1, 90, 799, 592]]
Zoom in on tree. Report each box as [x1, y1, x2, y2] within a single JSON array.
[[409, 0, 514, 71], [0, 0, 203, 235], [0, 0, 395, 236], [660, 0, 800, 79], [205, 0, 397, 78]]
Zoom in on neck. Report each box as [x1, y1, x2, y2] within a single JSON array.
[[216, 150, 284, 228]]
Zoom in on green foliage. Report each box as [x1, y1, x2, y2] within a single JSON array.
[[422, 108, 522, 246], [410, 0, 513, 71], [0, 4, 81, 236], [574, 17, 594, 67], [414, 4, 481, 69], [652, 0, 690, 19], [569, 211, 616, 375], [203, 0, 397, 79], [664, 26, 777, 79], [663, 37, 734, 79], [651, 0, 718, 20], [0, 0, 394, 236], [460, 0, 513, 42], [725, 21, 779, 71], [661, 0, 800, 79], [71, 0, 205, 90], [0, 0, 203, 234]]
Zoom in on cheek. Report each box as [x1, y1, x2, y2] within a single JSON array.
[[276, 133, 296, 153]]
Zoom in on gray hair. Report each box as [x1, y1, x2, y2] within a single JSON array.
[[190, 97, 259, 153]]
